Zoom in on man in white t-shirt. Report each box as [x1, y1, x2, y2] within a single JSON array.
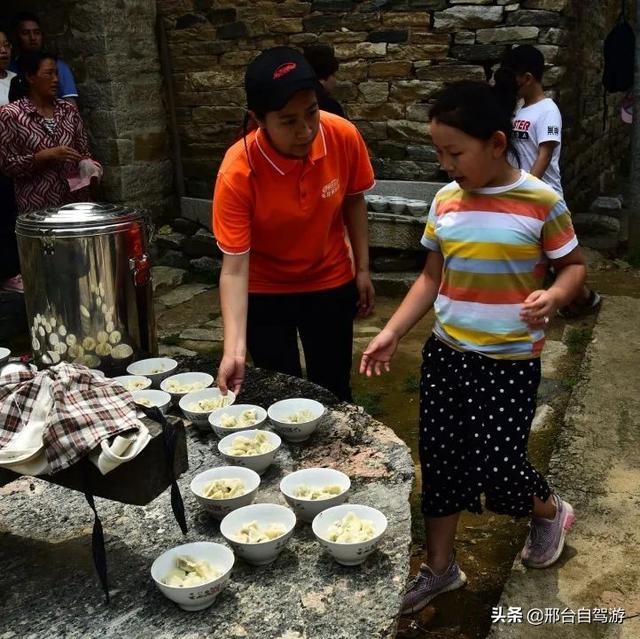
[[501, 44, 600, 316]]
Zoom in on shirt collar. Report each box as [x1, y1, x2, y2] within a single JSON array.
[[254, 124, 328, 176], [22, 97, 65, 119]]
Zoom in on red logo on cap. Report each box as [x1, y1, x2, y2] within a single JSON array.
[[273, 62, 297, 80]]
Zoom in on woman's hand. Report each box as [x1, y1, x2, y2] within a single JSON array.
[[355, 270, 375, 318], [359, 327, 399, 377], [520, 289, 560, 330], [36, 146, 83, 163], [217, 354, 245, 395]]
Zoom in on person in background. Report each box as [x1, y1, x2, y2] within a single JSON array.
[[0, 52, 100, 216], [303, 44, 346, 118], [214, 47, 375, 402], [499, 45, 601, 318], [0, 26, 21, 292], [10, 11, 78, 106]]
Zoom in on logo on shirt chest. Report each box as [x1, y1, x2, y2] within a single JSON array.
[[321, 178, 340, 199]]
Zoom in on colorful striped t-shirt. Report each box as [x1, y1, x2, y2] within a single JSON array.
[[421, 171, 578, 360]]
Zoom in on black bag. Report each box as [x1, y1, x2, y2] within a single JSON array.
[[602, 2, 635, 128], [603, 16, 635, 93]]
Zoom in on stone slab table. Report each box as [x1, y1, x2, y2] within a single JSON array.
[[0, 359, 414, 639]]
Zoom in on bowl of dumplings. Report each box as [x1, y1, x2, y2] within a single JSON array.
[[190, 466, 261, 519], [151, 541, 235, 611], [209, 404, 267, 438], [112, 374, 152, 393], [217, 429, 281, 475], [279, 467, 351, 523], [312, 504, 388, 566], [178, 387, 236, 426], [161, 371, 214, 403], [131, 389, 172, 415], [267, 398, 325, 443], [0, 347, 10, 367], [220, 503, 296, 566], [127, 357, 177, 387]]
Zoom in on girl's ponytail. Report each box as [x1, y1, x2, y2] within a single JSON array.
[[492, 67, 519, 119]]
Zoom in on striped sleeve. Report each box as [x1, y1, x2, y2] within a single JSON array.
[[420, 198, 440, 252], [542, 198, 578, 259]]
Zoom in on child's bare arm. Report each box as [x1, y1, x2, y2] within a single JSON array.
[[529, 141, 558, 178]]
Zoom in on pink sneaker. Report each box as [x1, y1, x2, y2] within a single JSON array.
[[1, 274, 23, 293], [521, 494, 576, 568]]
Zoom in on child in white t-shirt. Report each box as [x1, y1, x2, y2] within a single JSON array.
[[500, 45, 600, 316]]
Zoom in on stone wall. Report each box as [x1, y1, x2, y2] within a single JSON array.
[[157, 0, 635, 211], [1, 0, 174, 216]]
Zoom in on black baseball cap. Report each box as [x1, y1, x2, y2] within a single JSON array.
[[245, 46, 318, 114]]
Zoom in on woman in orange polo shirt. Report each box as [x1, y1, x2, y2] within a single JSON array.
[[213, 47, 375, 402]]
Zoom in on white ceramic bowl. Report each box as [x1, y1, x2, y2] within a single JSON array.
[[209, 404, 267, 439], [267, 398, 325, 443], [312, 504, 388, 566], [387, 198, 408, 214], [190, 466, 261, 519], [112, 374, 152, 392], [406, 199, 429, 216], [280, 467, 350, 523], [127, 357, 177, 387], [0, 347, 10, 366], [161, 372, 214, 403], [150, 542, 234, 611], [220, 503, 296, 566], [218, 429, 281, 475], [179, 387, 236, 426], [132, 389, 172, 414]]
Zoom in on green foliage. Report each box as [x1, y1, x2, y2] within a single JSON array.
[[564, 327, 593, 354], [354, 390, 384, 418], [402, 374, 420, 393]]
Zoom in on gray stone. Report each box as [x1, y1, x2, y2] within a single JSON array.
[[0, 363, 413, 638], [190, 257, 222, 280], [181, 228, 220, 258], [204, 317, 224, 328], [154, 250, 191, 270], [505, 9, 564, 26], [530, 404, 555, 433], [359, 81, 390, 103], [476, 26, 540, 43], [181, 196, 212, 230], [371, 271, 419, 296], [541, 340, 568, 379], [369, 213, 425, 250], [172, 217, 200, 236], [590, 196, 623, 211], [151, 266, 186, 291], [158, 344, 198, 357], [433, 6, 504, 30], [572, 213, 621, 236], [372, 254, 420, 272], [178, 327, 224, 341], [158, 284, 212, 307]]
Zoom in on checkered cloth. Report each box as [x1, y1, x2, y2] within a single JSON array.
[[0, 363, 143, 473]]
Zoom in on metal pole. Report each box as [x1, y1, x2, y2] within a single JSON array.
[[628, 0, 640, 247]]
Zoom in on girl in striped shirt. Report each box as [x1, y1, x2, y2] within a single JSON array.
[[360, 80, 586, 615]]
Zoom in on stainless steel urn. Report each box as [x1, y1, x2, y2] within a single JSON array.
[[16, 202, 157, 374]]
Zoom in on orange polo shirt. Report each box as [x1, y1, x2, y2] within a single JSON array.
[[212, 111, 375, 293]]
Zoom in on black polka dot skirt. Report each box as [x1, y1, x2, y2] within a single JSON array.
[[419, 335, 551, 519]]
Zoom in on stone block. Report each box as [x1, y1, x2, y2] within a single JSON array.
[[175, 13, 207, 29], [334, 81, 358, 101], [590, 196, 622, 212], [506, 10, 564, 26], [156, 232, 187, 251], [181, 228, 219, 257], [355, 121, 388, 140], [539, 27, 567, 45], [373, 140, 407, 160], [368, 61, 413, 79], [476, 26, 540, 43], [172, 217, 200, 236], [190, 256, 222, 277], [179, 327, 224, 341], [530, 404, 555, 433], [367, 30, 409, 44], [155, 250, 191, 270], [349, 103, 405, 120], [406, 145, 437, 161], [368, 215, 424, 249], [152, 266, 187, 291], [269, 18, 304, 33], [572, 213, 621, 236], [390, 79, 439, 102], [216, 21, 248, 39], [192, 106, 245, 124], [406, 104, 431, 122], [454, 31, 476, 45], [276, 3, 313, 17], [387, 120, 429, 142], [311, 0, 356, 10], [159, 283, 212, 307], [206, 8, 237, 24], [181, 196, 213, 229], [338, 61, 369, 82], [522, 0, 569, 10], [341, 13, 382, 30], [382, 12, 430, 27], [415, 64, 485, 82], [450, 44, 509, 62], [133, 131, 169, 162], [334, 42, 387, 60], [302, 14, 343, 31], [387, 43, 450, 60], [433, 6, 503, 31], [372, 253, 421, 272], [323, 30, 368, 44], [359, 81, 390, 103]]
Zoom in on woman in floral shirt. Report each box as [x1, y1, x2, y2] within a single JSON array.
[[0, 51, 98, 214]]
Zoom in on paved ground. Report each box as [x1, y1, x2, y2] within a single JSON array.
[[488, 296, 640, 639]]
